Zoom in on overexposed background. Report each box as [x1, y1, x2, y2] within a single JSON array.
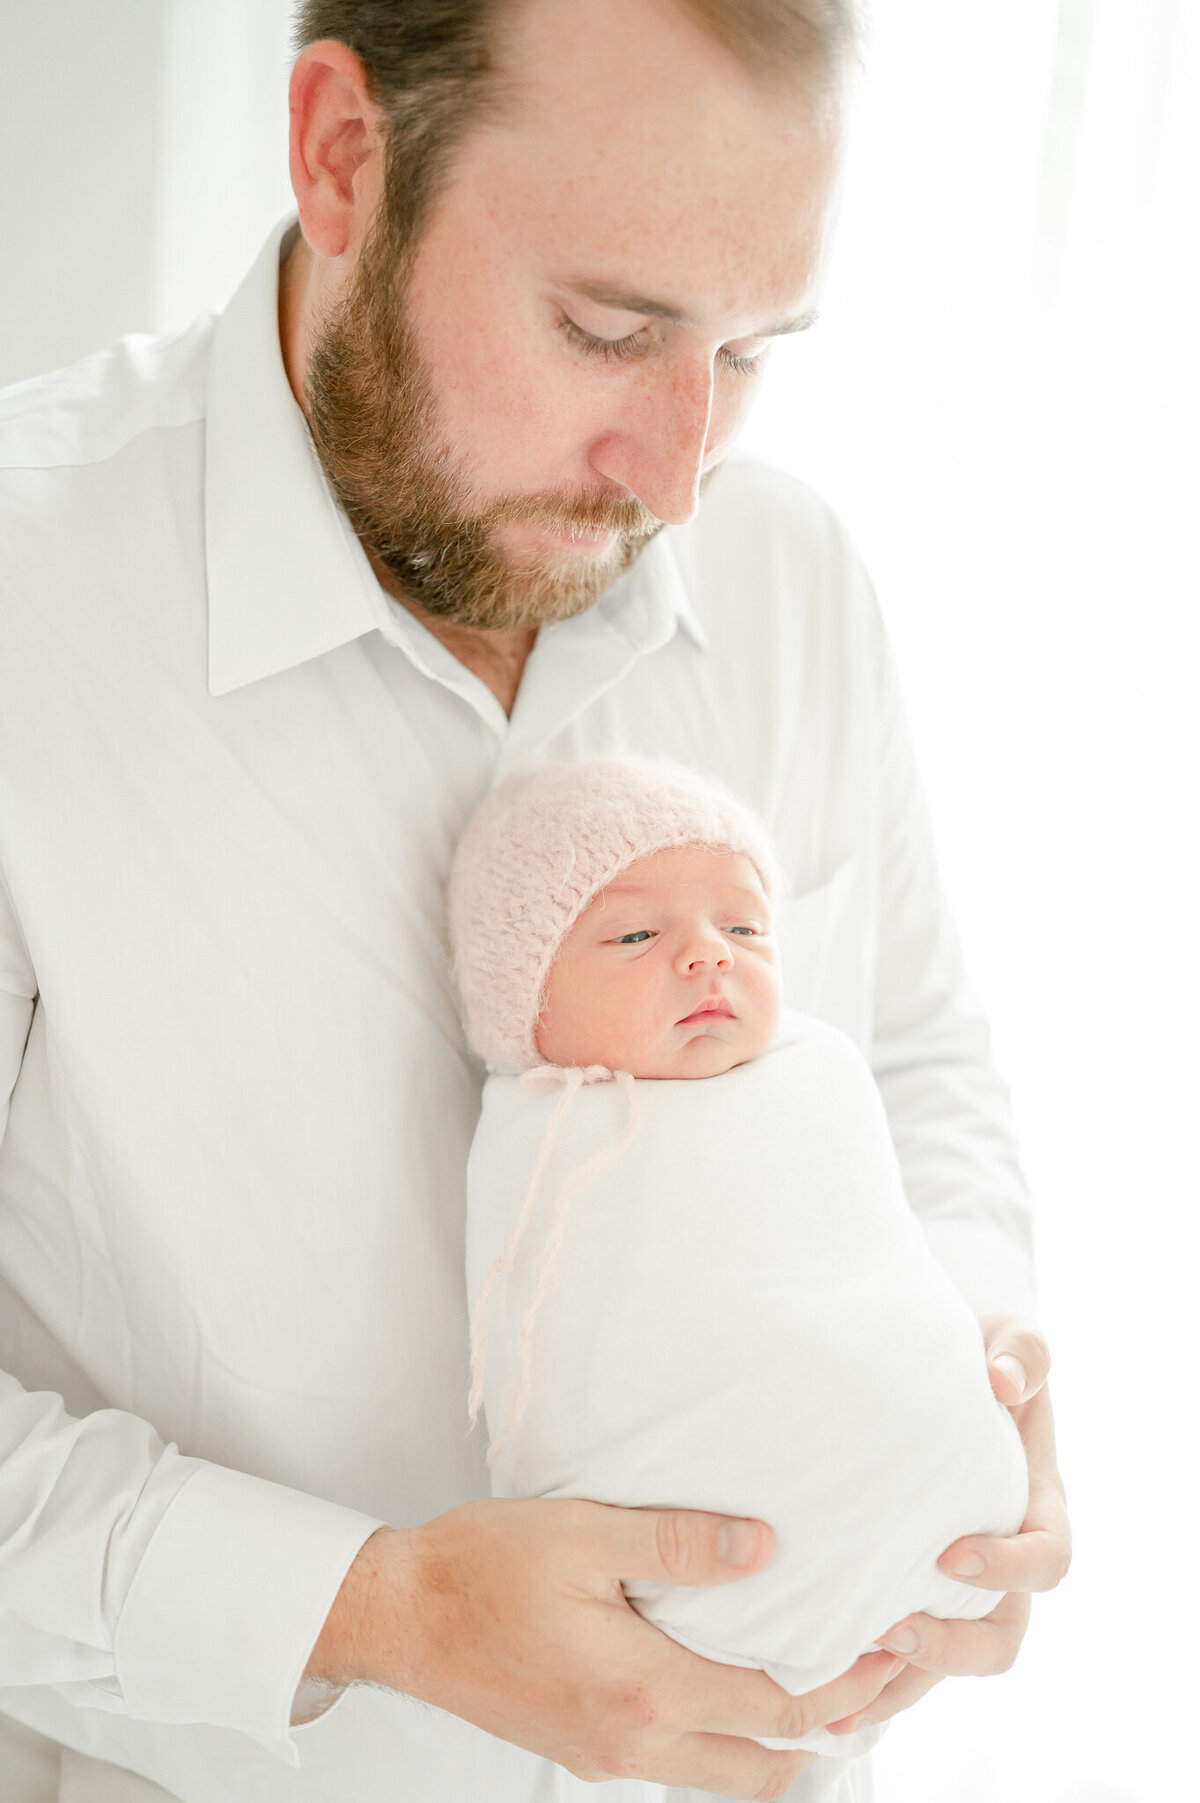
[[1, 2, 1196, 1799]]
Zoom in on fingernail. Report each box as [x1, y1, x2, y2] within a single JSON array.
[[950, 1551, 986, 1578], [993, 1354, 1027, 1398], [875, 1628, 918, 1655], [718, 1519, 761, 1567]]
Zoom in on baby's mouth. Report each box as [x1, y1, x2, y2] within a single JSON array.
[[677, 997, 737, 1026]]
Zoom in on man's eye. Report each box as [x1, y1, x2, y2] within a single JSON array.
[[559, 315, 648, 362], [558, 313, 765, 377], [614, 930, 653, 944], [718, 346, 767, 377]]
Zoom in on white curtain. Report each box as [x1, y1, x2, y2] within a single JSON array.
[[1, 3, 1195, 1798], [742, 4, 1199, 1798], [0, 0, 294, 386]]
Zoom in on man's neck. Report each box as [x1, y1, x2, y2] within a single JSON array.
[[366, 549, 537, 717]]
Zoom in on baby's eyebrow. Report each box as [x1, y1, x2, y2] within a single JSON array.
[[598, 881, 766, 906], [598, 882, 655, 899]]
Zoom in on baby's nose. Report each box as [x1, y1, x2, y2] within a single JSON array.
[[679, 933, 733, 971]]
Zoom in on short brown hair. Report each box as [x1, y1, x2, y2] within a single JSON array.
[[294, 0, 861, 257]]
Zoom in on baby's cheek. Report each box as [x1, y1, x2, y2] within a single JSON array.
[[752, 972, 783, 1051], [577, 989, 642, 1072]]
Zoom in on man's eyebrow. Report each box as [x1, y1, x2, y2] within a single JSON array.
[[562, 279, 819, 339]]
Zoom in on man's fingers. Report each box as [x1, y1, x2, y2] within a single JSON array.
[[1018, 1384, 1069, 1498], [613, 1606, 904, 1743], [874, 1590, 1031, 1676], [754, 1649, 905, 1742], [826, 1663, 942, 1736], [586, 1730, 817, 1798], [938, 1518, 1072, 1595], [938, 1387, 1072, 1594], [575, 1500, 775, 1589], [979, 1312, 1051, 1404]]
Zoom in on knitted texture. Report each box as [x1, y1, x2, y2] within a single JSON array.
[[446, 757, 785, 1072]]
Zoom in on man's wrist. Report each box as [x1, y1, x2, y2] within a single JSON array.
[[304, 1524, 413, 1688]]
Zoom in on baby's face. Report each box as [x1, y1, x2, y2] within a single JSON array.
[[535, 845, 782, 1079]]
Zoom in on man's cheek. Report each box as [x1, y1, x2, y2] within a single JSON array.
[[714, 369, 769, 450]]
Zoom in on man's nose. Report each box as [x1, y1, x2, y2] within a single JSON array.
[[588, 357, 714, 526]]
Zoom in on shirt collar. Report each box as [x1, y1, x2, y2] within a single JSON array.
[[204, 217, 708, 699], [596, 529, 710, 655]]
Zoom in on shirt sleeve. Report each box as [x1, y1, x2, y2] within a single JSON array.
[[865, 609, 1039, 1321], [0, 885, 381, 1763]]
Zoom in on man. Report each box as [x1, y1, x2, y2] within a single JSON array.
[[0, 2, 1069, 1799]]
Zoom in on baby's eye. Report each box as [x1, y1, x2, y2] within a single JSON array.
[[727, 925, 758, 935], [614, 930, 653, 944]]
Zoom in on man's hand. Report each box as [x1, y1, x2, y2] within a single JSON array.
[[828, 1314, 1072, 1736], [307, 1497, 903, 1799]]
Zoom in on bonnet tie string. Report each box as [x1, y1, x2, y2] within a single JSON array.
[[467, 1064, 585, 1428], [468, 1066, 640, 1468]]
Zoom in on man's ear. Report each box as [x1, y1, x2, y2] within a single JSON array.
[[288, 39, 385, 260]]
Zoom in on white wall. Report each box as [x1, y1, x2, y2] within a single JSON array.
[[0, 0, 294, 387], [0, 0, 167, 383]]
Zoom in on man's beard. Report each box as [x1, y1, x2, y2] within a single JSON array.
[[305, 227, 664, 633]]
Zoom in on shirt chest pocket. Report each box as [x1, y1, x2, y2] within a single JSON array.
[[775, 855, 872, 1050]]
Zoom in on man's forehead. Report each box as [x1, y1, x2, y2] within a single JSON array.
[[492, 0, 839, 169], [499, 0, 831, 103], [469, 3, 841, 337]]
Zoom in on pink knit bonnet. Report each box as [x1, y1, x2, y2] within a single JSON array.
[[446, 756, 785, 1073]]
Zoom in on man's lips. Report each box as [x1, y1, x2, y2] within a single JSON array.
[[677, 997, 737, 1026]]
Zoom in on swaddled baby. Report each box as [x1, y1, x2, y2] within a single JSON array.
[[447, 757, 1027, 1763]]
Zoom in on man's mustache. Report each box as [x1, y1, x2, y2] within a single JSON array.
[[485, 490, 662, 542], [482, 460, 725, 541]]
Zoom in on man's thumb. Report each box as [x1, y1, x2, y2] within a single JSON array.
[[607, 1506, 774, 1586]]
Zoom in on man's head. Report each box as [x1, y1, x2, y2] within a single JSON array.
[[286, 0, 856, 628]]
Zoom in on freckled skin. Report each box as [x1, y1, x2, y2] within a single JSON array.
[[282, 0, 842, 715], [400, 5, 840, 531], [535, 846, 781, 1079]]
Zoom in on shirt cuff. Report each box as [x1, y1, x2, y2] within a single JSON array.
[[289, 1674, 348, 1727], [113, 1462, 381, 1760]]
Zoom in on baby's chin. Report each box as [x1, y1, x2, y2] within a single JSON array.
[[536, 1013, 778, 1080], [623, 1029, 765, 1082]]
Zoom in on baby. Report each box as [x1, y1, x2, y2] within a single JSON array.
[[446, 757, 1028, 1765]]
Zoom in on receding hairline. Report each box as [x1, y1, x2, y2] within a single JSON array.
[[295, 0, 863, 99], [292, 0, 859, 260], [675, 0, 863, 87]]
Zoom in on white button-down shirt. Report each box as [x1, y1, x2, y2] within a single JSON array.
[[0, 218, 1035, 1803]]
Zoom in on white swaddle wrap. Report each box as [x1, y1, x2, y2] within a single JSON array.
[[465, 1009, 1028, 1760]]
